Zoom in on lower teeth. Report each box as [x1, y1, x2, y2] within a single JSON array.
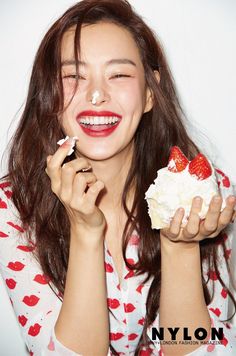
[[83, 123, 116, 126]]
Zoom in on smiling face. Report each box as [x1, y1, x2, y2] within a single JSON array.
[[60, 21, 153, 161]]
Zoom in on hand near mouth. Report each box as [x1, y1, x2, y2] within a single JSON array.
[[45, 136, 107, 242]]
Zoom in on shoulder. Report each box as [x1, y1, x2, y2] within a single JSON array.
[[0, 179, 24, 241], [0, 179, 14, 214], [0, 179, 19, 219]]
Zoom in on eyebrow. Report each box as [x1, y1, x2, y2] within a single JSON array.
[[61, 58, 137, 67]]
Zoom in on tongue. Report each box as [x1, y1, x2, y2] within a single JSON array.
[[81, 124, 116, 131]]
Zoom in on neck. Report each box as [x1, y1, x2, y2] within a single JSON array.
[[77, 143, 135, 215]]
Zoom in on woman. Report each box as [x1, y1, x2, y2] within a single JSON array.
[[0, 0, 236, 355]]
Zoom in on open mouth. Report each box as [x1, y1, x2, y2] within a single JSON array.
[[76, 111, 122, 136], [79, 116, 119, 130]]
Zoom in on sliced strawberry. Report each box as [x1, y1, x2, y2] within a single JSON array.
[[188, 153, 212, 180], [168, 146, 189, 172]]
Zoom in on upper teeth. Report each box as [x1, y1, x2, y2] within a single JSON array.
[[80, 116, 119, 125]]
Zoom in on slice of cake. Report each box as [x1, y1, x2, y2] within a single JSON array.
[[145, 146, 225, 229]]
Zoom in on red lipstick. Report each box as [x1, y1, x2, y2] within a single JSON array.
[[77, 110, 122, 118], [76, 110, 122, 137]]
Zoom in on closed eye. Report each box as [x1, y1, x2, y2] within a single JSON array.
[[63, 74, 86, 80], [111, 74, 132, 79]]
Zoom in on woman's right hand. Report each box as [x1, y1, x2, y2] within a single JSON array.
[[45, 138, 106, 241]]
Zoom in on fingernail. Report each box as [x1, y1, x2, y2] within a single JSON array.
[[213, 196, 221, 202], [229, 196, 236, 204], [195, 197, 202, 206]]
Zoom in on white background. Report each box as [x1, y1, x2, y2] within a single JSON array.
[[0, 1, 235, 355]]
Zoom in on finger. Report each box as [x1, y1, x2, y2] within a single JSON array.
[[73, 172, 97, 199], [218, 195, 236, 227], [232, 210, 236, 223], [45, 155, 52, 175], [165, 208, 185, 240], [46, 137, 77, 179], [60, 165, 75, 203], [200, 195, 222, 236], [86, 180, 105, 206], [60, 160, 93, 202], [62, 157, 91, 173], [183, 197, 202, 239]]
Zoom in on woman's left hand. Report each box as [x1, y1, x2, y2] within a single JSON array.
[[161, 195, 236, 243]]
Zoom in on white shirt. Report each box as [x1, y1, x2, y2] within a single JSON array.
[[0, 170, 236, 355]]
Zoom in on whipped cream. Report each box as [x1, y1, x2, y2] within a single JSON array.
[[57, 136, 78, 156], [91, 90, 100, 105], [145, 163, 223, 229]]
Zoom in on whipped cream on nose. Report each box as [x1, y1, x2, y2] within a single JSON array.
[[91, 90, 100, 105]]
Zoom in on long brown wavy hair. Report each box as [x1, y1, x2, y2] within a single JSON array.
[[2, 0, 235, 354]]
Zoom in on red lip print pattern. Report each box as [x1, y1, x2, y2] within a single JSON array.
[[222, 176, 230, 188], [7, 221, 24, 232], [110, 332, 124, 340], [128, 234, 139, 246], [209, 307, 221, 317], [208, 270, 218, 281], [138, 317, 145, 326], [17, 245, 35, 252], [128, 333, 138, 340], [7, 261, 25, 271], [215, 232, 228, 245], [224, 249, 232, 260], [5, 278, 17, 289], [47, 336, 55, 351], [0, 198, 7, 209], [215, 169, 231, 188], [33, 274, 50, 284], [18, 315, 28, 327], [4, 190, 13, 199], [124, 270, 134, 279], [28, 323, 41, 337], [107, 298, 120, 309], [105, 262, 114, 273], [124, 303, 135, 313], [136, 284, 144, 294], [140, 349, 153, 356], [0, 182, 11, 189], [220, 336, 228, 347], [0, 231, 8, 238], [126, 258, 135, 265], [207, 344, 215, 352], [22, 295, 40, 306], [221, 288, 228, 299]]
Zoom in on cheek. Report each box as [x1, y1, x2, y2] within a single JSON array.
[[114, 80, 145, 113], [63, 81, 79, 106]]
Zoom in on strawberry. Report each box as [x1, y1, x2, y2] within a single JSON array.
[[188, 153, 212, 180], [168, 146, 189, 172]]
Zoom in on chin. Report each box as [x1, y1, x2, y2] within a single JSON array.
[[77, 149, 115, 161]]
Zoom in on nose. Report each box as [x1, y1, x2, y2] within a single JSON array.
[[86, 84, 110, 106]]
